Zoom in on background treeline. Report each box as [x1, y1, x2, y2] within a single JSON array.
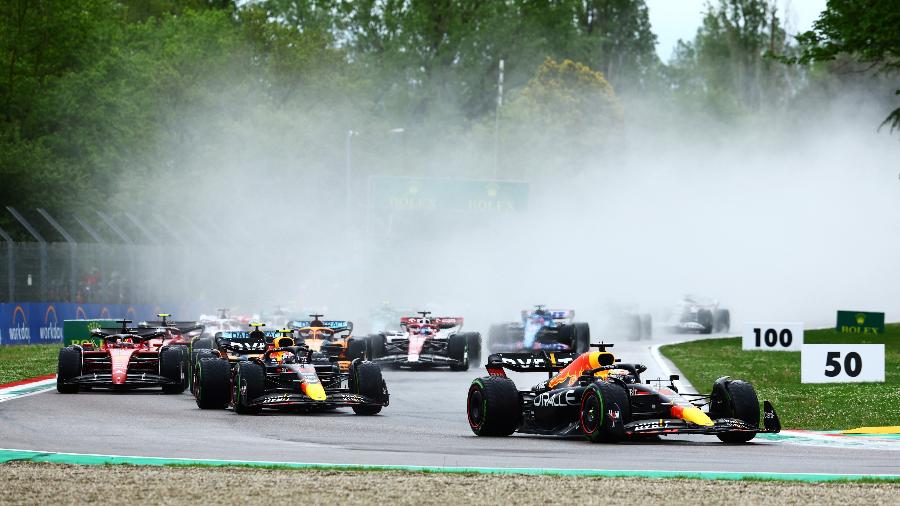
[[0, 0, 896, 232]]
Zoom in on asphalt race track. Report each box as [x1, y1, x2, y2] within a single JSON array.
[[1, 334, 897, 476]]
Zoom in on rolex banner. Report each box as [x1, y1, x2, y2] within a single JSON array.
[[836, 311, 885, 335]]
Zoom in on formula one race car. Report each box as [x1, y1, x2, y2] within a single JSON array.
[[599, 304, 653, 341], [138, 313, 205, 388], [193, 329, 389, 415], [667, 296, 731, 334], [488, 306, 590, 353], [197, 308, 244, 337], [466, 343, 780, 443], [189, 322, 278, 393], [289, 315, 368, 371], [367, 312, 481, 370], [56, 319, 187, 393]]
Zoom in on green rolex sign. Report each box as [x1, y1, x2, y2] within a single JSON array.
[[836, 311, 885, 335], [63, 319, 117, 347]]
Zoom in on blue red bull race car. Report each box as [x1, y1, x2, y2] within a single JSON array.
[[466, 343, 781, 443]]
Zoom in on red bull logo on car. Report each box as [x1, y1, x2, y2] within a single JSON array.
[[39, 305, 63, 342]]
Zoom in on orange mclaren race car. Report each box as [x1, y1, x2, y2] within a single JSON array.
[[289, 315, 367, 371], [466, 342, 781, 443]]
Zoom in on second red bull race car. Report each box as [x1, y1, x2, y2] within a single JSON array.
[[193, 327, 389, 415], [466, 343, 780, 443]]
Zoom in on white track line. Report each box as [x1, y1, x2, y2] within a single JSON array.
[[648, 342, 696, 393], [0, 378, 57, 403]]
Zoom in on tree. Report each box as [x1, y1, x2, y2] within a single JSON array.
[[501, 58, 623, 177], [667, 0, 798, 115], [573, 0, 659, 86], [792, 0, 900, 132], [0, 0, 122, 214]]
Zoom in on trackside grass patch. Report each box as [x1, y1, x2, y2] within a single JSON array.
[[660, 324, 900, 430], [0, 344, 58, 384]]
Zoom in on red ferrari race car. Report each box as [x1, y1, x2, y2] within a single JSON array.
[[138, 313, 205, 351], [367, 311, 481, 370], [56, 319, 188, 394]]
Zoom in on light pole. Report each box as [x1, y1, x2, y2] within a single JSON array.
[[345, 129, 357, 231]]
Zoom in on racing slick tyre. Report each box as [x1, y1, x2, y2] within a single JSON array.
[[639, 314, 653, 341], [448, 333, 469, 371], [346, 338, 368, 361], [189, 338, 214, 388], [581, 381, 631, 443], [572, 322, 590, 353], [233, 361, 265, 415], [713, 309, 731, 333], [190, 338, 214, 364], [698, 309, 714, 334], [160, 347, 187, 394], [367, 333, 386, 359], [194, 358, 230, 409], [710, 378, 760, 443], [191, 349, 217, 393], [467, 376, 520, 436], [462, 332, 482, 365], [56, 346, 82, 393], [349, 360, 387, 415]]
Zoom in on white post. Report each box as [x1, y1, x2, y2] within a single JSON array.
[[493, 59, 505, 179]]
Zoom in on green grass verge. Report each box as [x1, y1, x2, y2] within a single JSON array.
[[660, 324, 899, 430], [0, 344, 58, 384]]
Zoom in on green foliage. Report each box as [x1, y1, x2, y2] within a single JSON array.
[[791, 0, 900, 132], [660, 324, 900, 430], [0, 0, 894, 218], [501, 58, 624, 177], [667, 0, 799, 116]]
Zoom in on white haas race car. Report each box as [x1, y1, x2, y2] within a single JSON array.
[[667, 296, 731, 334], [367, 312, 481, 371]]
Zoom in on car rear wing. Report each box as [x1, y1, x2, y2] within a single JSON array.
[[139, 321, 205, 334], [289, 320, 353, 332], [485, 351, 577, 374], [400, 316, 463, 329], [91, 327, 166, 339], [216, 330, 280, 342], [520, 309, 574, 322]]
